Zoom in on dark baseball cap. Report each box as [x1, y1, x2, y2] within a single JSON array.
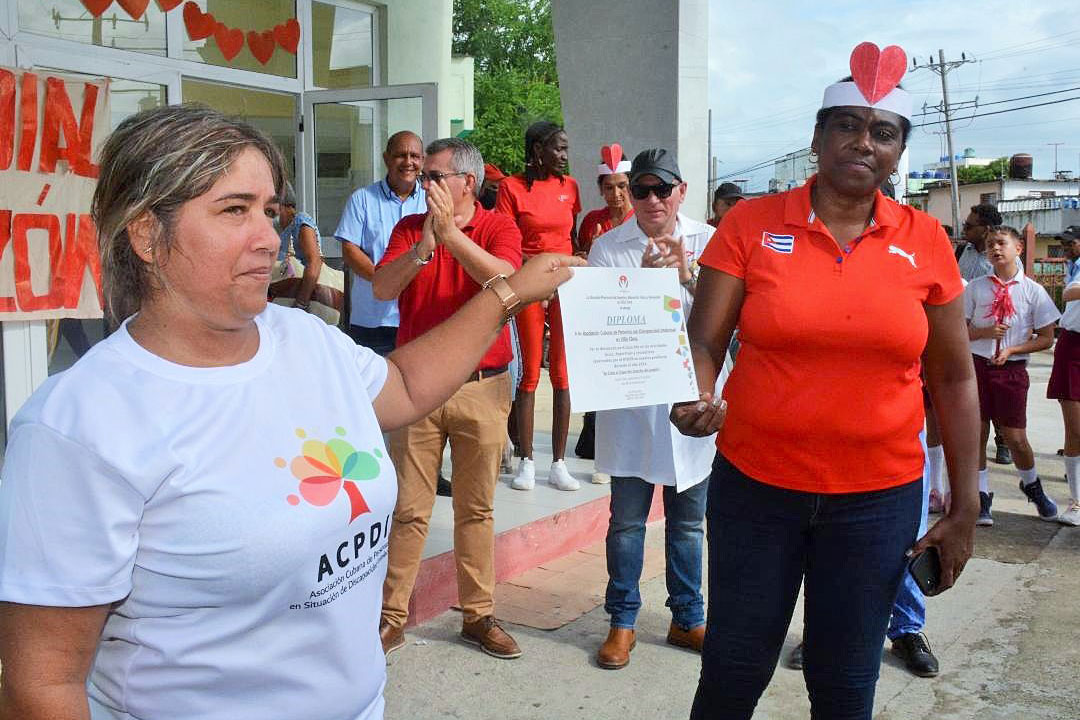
[[714, 182, 745, 200], [1058, 225, 1080, 242], [629, 148, 682, 185]]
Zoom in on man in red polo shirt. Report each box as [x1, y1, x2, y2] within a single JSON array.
[[373, 138, 524, 659]]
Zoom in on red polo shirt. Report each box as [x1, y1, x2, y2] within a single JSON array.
[[700, 176, 963, 494], [495, 174, 580, 256], [578, 207, 634, 255], [379, 203, 523, 370]]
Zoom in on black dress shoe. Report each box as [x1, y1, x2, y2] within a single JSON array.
[[436, 473, 452, 497], [891, 632, 939, 677], [993, 443, 1012, 465], [786, 642, 804, 670]]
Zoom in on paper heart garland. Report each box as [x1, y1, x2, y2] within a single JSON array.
[[116, 0, 149, 19], [214, 22, 244, 61], [81, 0, 113, 16], [183, 2, 215, 40], [849, 42, 907, 105], [601, 143, 624, 173], [157, 0, 184, 10], [248, 30, 276, 65], [273, 19, 301, 54]]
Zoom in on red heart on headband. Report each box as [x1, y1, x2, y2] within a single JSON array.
[[849, 42, 907, 104], [601, 143, 623, 172]]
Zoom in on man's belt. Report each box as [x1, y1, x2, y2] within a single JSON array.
[[466, 366, 508, 382]]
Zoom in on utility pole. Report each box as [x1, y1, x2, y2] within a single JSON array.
[[1049, 142, 1063, 176], [914, 50, 975, 240]]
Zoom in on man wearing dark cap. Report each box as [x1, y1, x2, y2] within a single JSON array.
[[586, 148, 718, 669], [1059, 225, 1080, 285], [709, 182, 745, 227]]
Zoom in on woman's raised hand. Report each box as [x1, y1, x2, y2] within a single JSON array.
[[506, 253, 587, 305]]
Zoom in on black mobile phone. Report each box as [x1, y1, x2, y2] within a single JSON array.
[[907, 546, 942, 596]]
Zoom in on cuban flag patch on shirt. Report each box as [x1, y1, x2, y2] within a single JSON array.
[[761, 232, 795, 254]]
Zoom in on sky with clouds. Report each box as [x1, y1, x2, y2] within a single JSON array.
[[707, 0, 1080, 192]]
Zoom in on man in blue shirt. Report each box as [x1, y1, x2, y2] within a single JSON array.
[[1060, 226, 1080, 285], [335, 131, 426, 356]]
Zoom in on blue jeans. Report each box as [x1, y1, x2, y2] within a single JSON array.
[[691, 455, 922, 720], [888, 435, 931, 640], [605, 476, 708, 629]]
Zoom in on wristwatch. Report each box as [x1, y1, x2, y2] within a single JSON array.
[[482, 274, 521, 323], [411, 242, 434, 266]]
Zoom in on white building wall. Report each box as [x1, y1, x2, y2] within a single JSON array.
[[551, 0, 709, 222], [385, 0, 453, 138]]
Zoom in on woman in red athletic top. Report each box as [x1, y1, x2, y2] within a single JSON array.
[[496, 121, 581, 492]]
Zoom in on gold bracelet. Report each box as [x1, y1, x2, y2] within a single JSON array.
[[482, 274, 521, 323]]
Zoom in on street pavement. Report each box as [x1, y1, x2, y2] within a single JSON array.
[[383, 350, 1080, 720]]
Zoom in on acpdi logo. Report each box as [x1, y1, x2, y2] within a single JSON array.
[[618, 274, 629, 290]]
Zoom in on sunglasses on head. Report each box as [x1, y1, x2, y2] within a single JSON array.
[[418, 170, 467, 184], [629, 182, 677, 200]]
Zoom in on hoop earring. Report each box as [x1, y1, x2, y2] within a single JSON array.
[[889, 170, 901, 186], [808, 150, 818, 165]]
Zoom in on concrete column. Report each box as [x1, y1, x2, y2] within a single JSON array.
[[551, 0, 709, 221]]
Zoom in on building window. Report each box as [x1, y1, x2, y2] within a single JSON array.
[[311, 1, 375, 89], [18, 0, 167, 55], [181, 78, 297, 179], [181, 0, 298, 79], [980, 192, 999, 205]]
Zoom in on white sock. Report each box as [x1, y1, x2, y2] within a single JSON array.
[[1066, 455, 1080, 500], [978, 469, 990, 494], [1019, 467, 1038, 487], [928, 445, 945, 494]]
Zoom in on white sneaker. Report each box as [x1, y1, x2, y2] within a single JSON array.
[[548, 460, 580, 491], [1059, 500, 1080, 527], [511, 458, 535, 491], [591, 472, 611, 485]]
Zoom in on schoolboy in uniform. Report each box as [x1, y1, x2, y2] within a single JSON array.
[[965, 225, 1060, 525]]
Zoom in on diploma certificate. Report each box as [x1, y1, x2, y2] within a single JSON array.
[[557, 267, 700, 412]]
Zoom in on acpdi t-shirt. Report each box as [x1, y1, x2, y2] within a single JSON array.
[[0, 304, 396, 720]]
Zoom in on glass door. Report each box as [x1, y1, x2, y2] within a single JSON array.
[[300, 84, 437, 260]]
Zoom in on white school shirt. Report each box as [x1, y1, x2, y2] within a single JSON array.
[[1061, 281, 1080, 332], [964, 268, 1060, 360], [0, 304, 396, 720], [586, 212, 724, 491]]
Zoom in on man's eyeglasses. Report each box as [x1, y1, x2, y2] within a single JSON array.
[[629, 182, 677, 200], [418, 171, 467, 185]]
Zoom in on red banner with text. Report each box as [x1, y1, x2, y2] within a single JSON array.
[[0, 66, 109, 321]]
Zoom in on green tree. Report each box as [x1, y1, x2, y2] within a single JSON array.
[[957, 157, 1009, 184], [452, 0, 561, 173]]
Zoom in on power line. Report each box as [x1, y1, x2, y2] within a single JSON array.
[[913, 94, 1080, 128]]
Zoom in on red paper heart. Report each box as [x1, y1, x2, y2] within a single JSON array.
[[849, 42, 907, 105], [157, 0, 184, 11], [601, 143, 624, 173], [273, 18, 300, 54], [116, 0, 149, 19], [81, 0, 113, 16], [182, 2, 215, 40], [214, 22, 244, 61], [248, 30, 276, 65]]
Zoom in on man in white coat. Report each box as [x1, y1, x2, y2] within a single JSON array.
[[587, 148, 722, 669]]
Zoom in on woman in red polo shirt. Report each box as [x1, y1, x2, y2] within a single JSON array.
[[672, 46, 980, 719], [496, 121, 581, 492]]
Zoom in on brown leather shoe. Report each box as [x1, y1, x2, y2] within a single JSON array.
[[666, 622, 705, 652], [596, 627, 636, 669], [461, 616, 522, 659], [380, 619, 405, 656]]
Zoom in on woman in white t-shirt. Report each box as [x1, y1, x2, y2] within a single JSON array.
[[0, 105, 581, 720]]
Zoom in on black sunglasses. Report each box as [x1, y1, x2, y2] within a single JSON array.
[[629, 182, 677, 200], [418, 171, 467, 184]]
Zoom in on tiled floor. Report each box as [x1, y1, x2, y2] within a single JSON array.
[[493, 529, 667, 630]]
